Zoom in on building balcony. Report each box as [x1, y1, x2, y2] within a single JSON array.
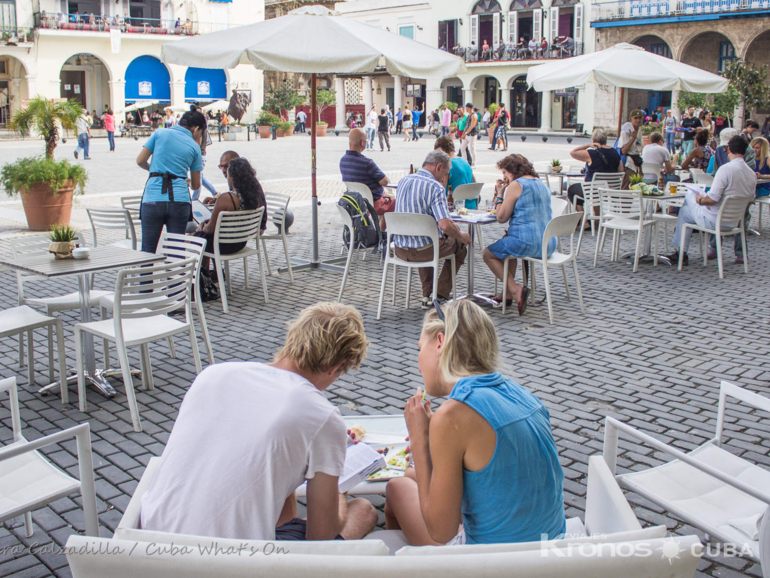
[[454, 41, 584, 63], [591, 0, 770, 24], [33, 13, 230, 37]]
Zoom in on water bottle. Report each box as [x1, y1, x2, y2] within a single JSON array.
[[456, 198, 465, 211]]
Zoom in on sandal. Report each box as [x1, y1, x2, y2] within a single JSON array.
[[492, 297, 514, 309], [518, 287, 530, 316]]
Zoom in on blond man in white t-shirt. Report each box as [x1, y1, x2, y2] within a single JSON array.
[[140, 302, 377, 542]]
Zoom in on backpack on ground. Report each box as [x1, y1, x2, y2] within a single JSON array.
[[338, 191, 382, 254]]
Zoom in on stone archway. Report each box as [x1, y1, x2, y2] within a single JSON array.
[[679, 31, 736, 74], [629, 35, 674, 117], [59, 53, 112, 115], [0, 54, 31, 127], [744, 29, 770, 126]]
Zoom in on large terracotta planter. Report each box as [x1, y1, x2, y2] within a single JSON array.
[[20, 182, 75, 231], [316, 124, 328, 137], [280, 128, 293, 137], [642, 135, 652, 146], [275, 130, 285, 138], [258, 126, 271, 139]]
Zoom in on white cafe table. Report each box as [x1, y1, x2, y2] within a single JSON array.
[[0, 246, 165, 398], [451, 210, 499, 305]]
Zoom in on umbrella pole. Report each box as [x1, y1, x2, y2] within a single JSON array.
[[617, 87, 625, 138], [279, 72, 348, 276]]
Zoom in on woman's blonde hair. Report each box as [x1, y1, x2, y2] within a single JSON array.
[[422, 300, 499, 384], [751, 137, 769, 167], [275, 302, 369, 375]]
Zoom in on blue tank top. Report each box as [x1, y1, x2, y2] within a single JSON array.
[[449, 373, 566, 545]]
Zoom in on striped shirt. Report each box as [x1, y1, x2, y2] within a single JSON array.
[[394, 168, 451, 249], [340, 150, 386, 201]]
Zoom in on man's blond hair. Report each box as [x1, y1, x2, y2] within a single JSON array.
[[275, 302, 369, 375]]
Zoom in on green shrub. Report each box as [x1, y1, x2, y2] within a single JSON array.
[[1, 156, 87, 197], [257, 112, 281, 126], [277, 121, 294, 134]]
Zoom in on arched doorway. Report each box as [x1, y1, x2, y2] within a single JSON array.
[[681, 31, 735, 75], [184, 67, 227, 103], [442, 77, 464, 108], [471, 75, 500, 109], [630, 35, 674, 117], [60, 54, 111, 115], [125, 55, 171, 104], [511, 76, 541, 128], [471, 0, 503, 53], [745, 30, 770, 126], [0, 55, 30, 127]]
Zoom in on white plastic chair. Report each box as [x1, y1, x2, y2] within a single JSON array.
[[603, 380, 770, 578], [678, 194, 750, 279], [343, 181, 375, 207], [0, 377, 98, 538], [653, 183, 688, 254], [377, 213, 456, 320], [0, 305, 68, 403], [641, 162, 661, 184], [516, 212, 585, 323], [203, 208, 268, 314], [98, 233, 215, 367], [575, 172, 623, 256], [453, 183, 486, 249], [337, 204, 383, 303], [86, 207, 137, 250], [757, 196, 770, 231], [120, 195, 142, 217], [594, 189, 658, 273], [10, 234, 110, 372], [75, 258, 201, 432], [260, 193, 294, 283]]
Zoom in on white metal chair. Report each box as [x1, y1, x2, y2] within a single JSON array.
[[343, 181, 375, 207], [0, 377, 98, 538], [453, 183, 486, 249], [0, 305, 68, 403], [515, 212, 585, 323], [678, 194, 751, 279], [86, 207, 137, 250], [654, 183, 687, 254], [575, 172, 623, 256], [75, 258, 201, 432], [203, 208, 268, 314], [603, 380, 770, 578], [10, 234, 110, 371], [594, 189, 657, 273], [337, 204, 382, 303], [260, 192, 294, 283], [120, 195, 142, 217], [693, 171, 715, 187], [98, 233, 215, 367], [377, 213, 457, 320]]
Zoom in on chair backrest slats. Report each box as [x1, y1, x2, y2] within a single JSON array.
[[114, 258, 195, 321], [592, 172, 623, 190], [599, 189, 643, 217], [263, 193, 290, 224], [87, 208, 136, 248], [213, 208, 264, 246], [717, 195, 751, 228]]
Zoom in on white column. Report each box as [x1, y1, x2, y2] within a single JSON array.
[[671, 89, 681, 119], [463, 88, 474, 108], [24, 75, 36, 99], [363, 76, 373, 113], [109, 79, 125, 121], [394, 75, 403, 113], [500, 88, 511, 113], [539, 90, 553, 133], [426, 78, 442, 114], [334, 76, 345, 130], [171, 80, 186, 110]]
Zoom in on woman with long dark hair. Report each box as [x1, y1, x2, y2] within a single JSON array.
[[193, 157, 267, 273], [136, 105, 206, 253]]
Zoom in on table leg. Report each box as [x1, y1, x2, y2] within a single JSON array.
[[457, 224, 497, 306], [38, 274, 118, 398]]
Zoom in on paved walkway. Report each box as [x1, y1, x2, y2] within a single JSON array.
[[0, 134, 767, 577]]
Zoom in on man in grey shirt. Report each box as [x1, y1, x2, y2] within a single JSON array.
[[668, 135, 756, 266]]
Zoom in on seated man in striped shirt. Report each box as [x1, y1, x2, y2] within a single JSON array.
[[340, 128, 393, 218], [394, 151, 471, 309]]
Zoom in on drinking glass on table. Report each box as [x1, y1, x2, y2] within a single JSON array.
[[486, 199, 494, 213], [456, 198, 464, 211]]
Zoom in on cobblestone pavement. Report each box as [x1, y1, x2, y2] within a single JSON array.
[[0, 134, 768, 577]]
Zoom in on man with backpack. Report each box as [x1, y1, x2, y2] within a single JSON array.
[[340, 128, 393, 228]]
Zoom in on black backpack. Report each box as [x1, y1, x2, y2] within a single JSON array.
[[338, 191, 382, 253]]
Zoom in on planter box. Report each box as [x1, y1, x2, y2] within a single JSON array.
[[224, 133, 238, 142], [229, 126, 244, 133], [258, 126, 271, 139]]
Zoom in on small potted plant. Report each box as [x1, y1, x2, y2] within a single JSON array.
[[629, 173, 645, 191], [277, 121, 294, 138], [2, 97, 88, 230], [316, 121, 328, 137], [48, 224, 78, 259], [550, 159, 562, 173], [257, 112, 280, 139]]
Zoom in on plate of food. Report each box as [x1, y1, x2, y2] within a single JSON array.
[[367, 468, 406, 481]]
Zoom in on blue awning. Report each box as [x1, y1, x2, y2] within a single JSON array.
[[210, 0, 233, 3], [184, 67, 227, 102], [125, 56, 171, 102]]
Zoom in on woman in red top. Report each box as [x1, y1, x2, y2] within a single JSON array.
[[103, 109, 116, 152]]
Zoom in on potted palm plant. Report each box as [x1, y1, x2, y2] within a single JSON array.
[[2, 97, 87, 230]]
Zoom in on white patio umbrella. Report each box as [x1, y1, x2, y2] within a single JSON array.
[[161, 5, 465, 272], [164, 104, 189, 113], [526, 43, 728, 134], [123, 100, 159, 113], [201, 99, 230, 111]]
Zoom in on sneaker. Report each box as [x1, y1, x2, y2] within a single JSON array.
[[707, 250, 717, 260], [421, 297, 430, 310], [666, 251, 688, 266], [73, 150, 78, 159], [735, 255, 744, 264]]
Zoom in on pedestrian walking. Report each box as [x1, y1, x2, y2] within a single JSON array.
[[396, 108, 403, 134], [377, 108, 391, 152], [411, 103, 425, 141], [297, 109, 307, 133], [73, 111, 91, 160], [103, 109, 116, 152], [402, 105, 412, 142], [458, 103, 478, 167]]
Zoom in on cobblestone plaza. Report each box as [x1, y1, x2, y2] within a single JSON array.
[[0, 133, 768, 577]]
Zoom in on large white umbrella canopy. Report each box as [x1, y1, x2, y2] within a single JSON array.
[[162, 5, 465, 79], [161, 5, 466, 270], [526, 43, 728, 93], [123, 100, 159, 112], [201, 100, 230, 111]]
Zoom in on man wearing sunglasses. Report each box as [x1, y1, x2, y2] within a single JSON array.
[[203, 150, 240, 205]]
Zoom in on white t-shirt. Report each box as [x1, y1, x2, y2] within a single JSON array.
[[140, 362, 346, 541], [76, 115, 89, 136], [702, 157, 757, 223], [297, 111, 307, 123], [368, 110, 378, 129], [619, 121, 643, 170]]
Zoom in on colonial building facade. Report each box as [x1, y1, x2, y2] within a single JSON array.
[[0, 0, 265, 125]]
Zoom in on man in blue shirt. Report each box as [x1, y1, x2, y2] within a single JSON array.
[[411, 103, 425, 142], [340, 128, 393, 226], [396, 109, 403, 134]]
